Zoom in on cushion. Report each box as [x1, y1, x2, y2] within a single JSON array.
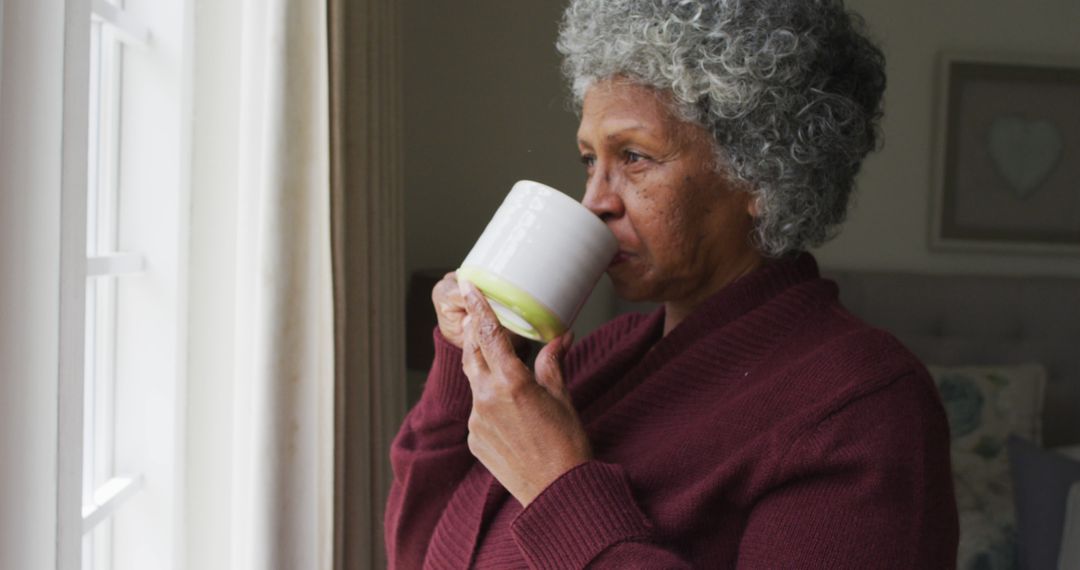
[[1058, 482, 1080, 570], [928, 363, 1047, 570], [1007, 435, 1080, 570]]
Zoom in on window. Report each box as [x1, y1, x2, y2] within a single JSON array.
[[79, 0, 189, 568]]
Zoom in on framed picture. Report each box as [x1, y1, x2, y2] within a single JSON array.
[[930, 52, 1080, 253]]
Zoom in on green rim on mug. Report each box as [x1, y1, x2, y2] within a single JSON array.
[[456, 266, 566, 343]]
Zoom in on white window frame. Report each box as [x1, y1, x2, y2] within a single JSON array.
[[82, 13, 132, 569], [59, 0, 93, 567], [59, 0, 194, 567]]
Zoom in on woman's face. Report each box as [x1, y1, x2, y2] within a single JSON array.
[[577, 79, 762, 306]]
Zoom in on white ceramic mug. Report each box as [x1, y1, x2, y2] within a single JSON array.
[[458, 180, 618, 342]]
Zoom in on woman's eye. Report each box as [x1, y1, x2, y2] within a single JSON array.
[[580, 154, 596, 168], [624, 150, 646, 164]]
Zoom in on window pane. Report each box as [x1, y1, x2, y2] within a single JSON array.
[[82, 511, 113, 570], [97, 24, 121, 257]]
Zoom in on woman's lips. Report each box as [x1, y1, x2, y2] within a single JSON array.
[[609, 251, 632, 268]]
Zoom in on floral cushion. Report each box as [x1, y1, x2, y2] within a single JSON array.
[[928, 363, 1047, 570]]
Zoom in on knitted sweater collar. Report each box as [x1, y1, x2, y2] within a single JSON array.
[[622, 251, 822, 348], [576, 252, 825, 424], [661, 251, 822, 342]]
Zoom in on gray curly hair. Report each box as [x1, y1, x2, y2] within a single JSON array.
[[556, 0, 886, 256]]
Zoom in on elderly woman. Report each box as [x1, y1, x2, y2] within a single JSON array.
[[386, 0, 958, 568]]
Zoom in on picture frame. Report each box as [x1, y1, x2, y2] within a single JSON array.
[[929, 52, 1080, 254]]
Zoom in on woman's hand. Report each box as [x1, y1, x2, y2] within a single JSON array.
[[432, 271, 468, 348], [458, 279, 593, 508], [432, 271, 530, 350]]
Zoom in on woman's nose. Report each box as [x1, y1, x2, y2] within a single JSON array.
[[581, 168, 624, 222]]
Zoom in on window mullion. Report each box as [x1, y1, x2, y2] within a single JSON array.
[[80, 281, 97, 554], [81, 475, 145, 535], [100, 24, 121, 258], [90, 0, 150, 48], [86, 253, 147, 278]]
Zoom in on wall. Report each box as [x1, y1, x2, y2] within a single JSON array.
[[401, 0, 1080, 365], [402, 0, 613, 351], [403, 1, 577, 272], [0, 0, 65, 568], [818, 0, 1080, 276]]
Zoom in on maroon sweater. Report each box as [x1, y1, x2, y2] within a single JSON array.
[[385, 253, 959, 568]]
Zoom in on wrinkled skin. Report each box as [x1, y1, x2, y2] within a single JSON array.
[[432, 272, 587, 507], [577, 78, 762, 335], [458, 280, 589, 507], [432, 77, 763, 506]]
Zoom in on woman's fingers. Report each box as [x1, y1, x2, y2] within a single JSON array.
[[458, 279, 522, 379], [455, 285, 591, 507], [431, 272, 458, 308], [460, 314, 490, 379], [432, 271, 467, 348], [534, 331, 573, 401]]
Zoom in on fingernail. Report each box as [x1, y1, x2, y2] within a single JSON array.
[[562, 332, 574, 351]]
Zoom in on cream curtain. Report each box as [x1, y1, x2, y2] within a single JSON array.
[[226, 0, 404, 567], [230, 0, 335, 568]]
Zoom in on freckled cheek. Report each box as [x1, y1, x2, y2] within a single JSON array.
[[619, 179, 653, 216], [628, 178, 652, 205], [665, 201, 710, 263], [628, 200, 675, 262]]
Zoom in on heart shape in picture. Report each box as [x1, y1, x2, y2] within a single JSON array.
[[986, 116, 1063, 200]]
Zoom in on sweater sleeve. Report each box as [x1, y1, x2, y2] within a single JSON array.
[[509, 461, 693, 569], [384, 328, 477, 569], [735, 370, 959, 569], [510, 371, 958, 569]]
